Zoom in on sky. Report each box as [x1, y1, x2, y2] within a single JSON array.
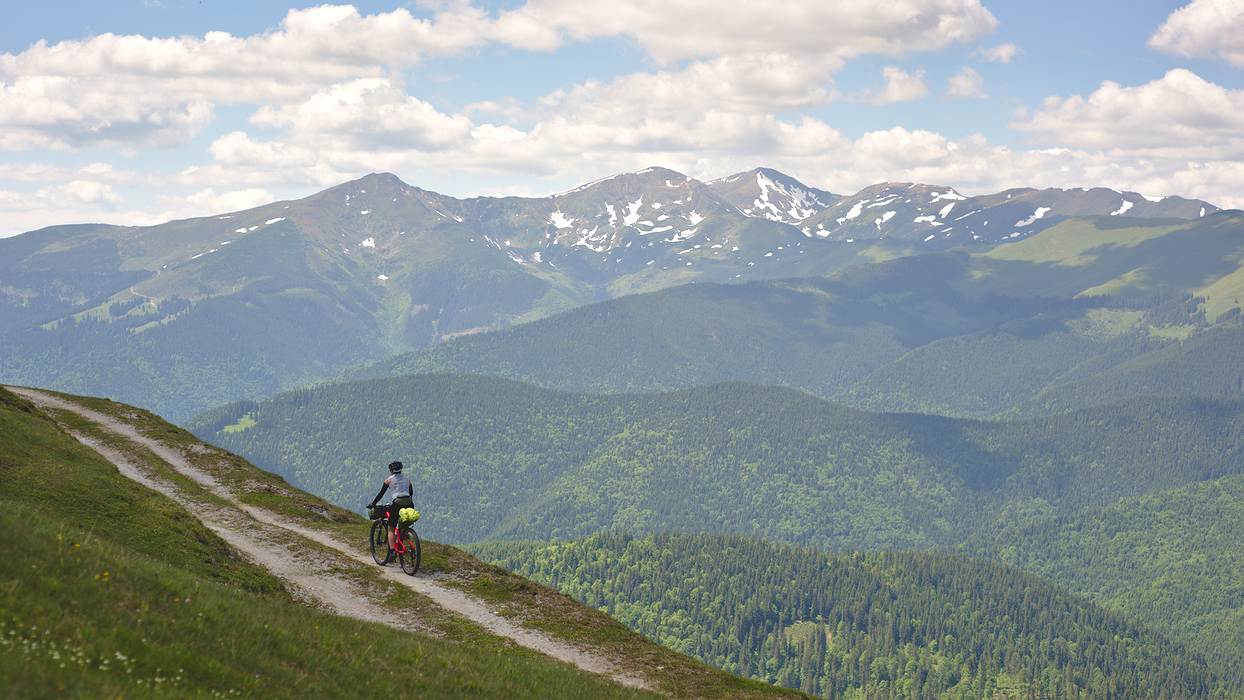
[[2, 0, 1244, 237]]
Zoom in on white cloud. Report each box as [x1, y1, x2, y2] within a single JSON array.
[[17, 2, 1244, 236], [182, 187, 275, 216], [978, 42, 1019, 63], [858, 67, 929, 105], [0, 5, 501, 151], [1149, 0, 1244, 67], [0, 1, 998, 157], [946, 66, 987, 98], [250, 78, 475, 150], [511, 0, 997, 64], [1010, 69, 1244, 157]]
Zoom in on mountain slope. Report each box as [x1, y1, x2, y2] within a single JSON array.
[[470, 532, 1234, 699], [973, 473, 1244, 688], [337, 252, 1064, 397], [187, 375, 1244, 552], [0, 385, 801, 699]]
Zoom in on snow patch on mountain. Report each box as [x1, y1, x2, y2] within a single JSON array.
[[623, 198, 644, 227], [1015, 207, 1051, 227], [1110, 200, 1134, 216], [837, 201, 866, 224]]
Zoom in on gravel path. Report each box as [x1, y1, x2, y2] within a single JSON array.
[[8, 386, 652, 692]]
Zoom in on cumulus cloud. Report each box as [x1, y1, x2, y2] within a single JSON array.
[[0, 5, 501, 151], [858, 67, 929, 105], [977, 43, 1019, 63], [512, 0, 997, 64], [0, 0, 998, 160], [946, 66, 987, 98], [182, 187, 275, 216], [1010, 69, 1244, 157], [1149, 0, 1244, 66]]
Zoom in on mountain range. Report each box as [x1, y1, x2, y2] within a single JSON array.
[[340, 214, 1244, 419], [0, 167, 1225, 421]]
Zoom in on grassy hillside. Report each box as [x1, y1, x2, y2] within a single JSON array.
[[469, 532, 1234, 700], [973, 473, 1244, 688], [973, 214, 1244, 316], [0, 386, 804, 699], [188, 374, 1244, 552]]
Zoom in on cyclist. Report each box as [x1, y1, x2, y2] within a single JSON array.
[[367, 460, 414, 563]]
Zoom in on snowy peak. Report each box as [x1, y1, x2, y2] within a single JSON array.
[[466, 167, 743, 259], [789, 183, 1220, 247], [707, 168, 841, 225]]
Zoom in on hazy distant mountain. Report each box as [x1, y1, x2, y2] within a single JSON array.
[[339, 213, 1244, 418], [0, 167, 1223, 420]]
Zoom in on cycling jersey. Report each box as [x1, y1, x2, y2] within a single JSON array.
[[385, 473, 413, 503]]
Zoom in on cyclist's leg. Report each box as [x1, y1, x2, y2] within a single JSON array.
[[385, 506, 399, 550]]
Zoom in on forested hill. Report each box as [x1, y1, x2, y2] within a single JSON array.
[[469, 531, 1232, 700], [974, 473, 1244, 688], [188, 374, 1244, 551]]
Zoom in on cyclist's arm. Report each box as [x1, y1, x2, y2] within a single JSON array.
[[367, 480, 390, 507]]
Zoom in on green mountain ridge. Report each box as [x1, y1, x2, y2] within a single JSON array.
[[973, 473, 1244, 688], [187, 374, 1244, 553], [469, 531, 1234, 699]]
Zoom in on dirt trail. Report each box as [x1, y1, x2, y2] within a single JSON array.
[[8, 386, 652, 692]]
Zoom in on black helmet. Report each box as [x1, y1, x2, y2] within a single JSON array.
[[388, 460, 403, 473]]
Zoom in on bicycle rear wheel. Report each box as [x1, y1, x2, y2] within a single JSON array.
[[370, 519, 391, 565], [399, 529, 421, 575]]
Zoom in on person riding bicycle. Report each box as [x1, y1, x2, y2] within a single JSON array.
[[367, 460, 414, 562]]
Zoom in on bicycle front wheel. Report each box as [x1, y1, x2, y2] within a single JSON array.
[[370, 519, 390, 565], [399, 530, 421, 575]]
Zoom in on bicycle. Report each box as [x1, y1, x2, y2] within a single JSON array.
[[370, 507, 421, 575]]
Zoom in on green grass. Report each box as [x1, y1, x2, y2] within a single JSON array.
[[0, 503, 661, 699], [970, 215, 1244, 304], [981, 218, 1183, 266], [220, 413, 256, 433]]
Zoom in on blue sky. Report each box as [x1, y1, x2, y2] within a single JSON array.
[[2, 0, 1242, 236]]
